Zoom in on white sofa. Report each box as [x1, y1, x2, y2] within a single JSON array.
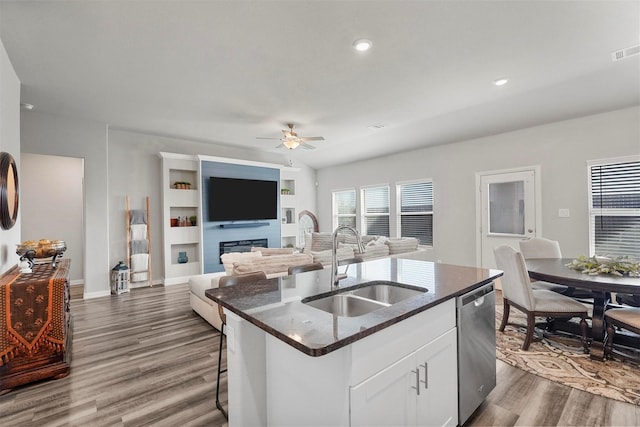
[[189, 249, 313, 330]]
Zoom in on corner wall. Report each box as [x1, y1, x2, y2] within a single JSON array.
[[0, 36, 21, 273], [316, 106, 640, 267]]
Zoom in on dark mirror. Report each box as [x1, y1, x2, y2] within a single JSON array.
[[0, 151, 19, 230]]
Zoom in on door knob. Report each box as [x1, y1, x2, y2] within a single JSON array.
[[527, 229, 534, 233]]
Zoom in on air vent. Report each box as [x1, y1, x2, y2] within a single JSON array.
[[611, 45, 640, 61]]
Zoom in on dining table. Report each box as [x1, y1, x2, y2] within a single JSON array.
[[526, 258, 640, 360]]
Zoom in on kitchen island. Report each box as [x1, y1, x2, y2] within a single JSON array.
[[206, 257, 502, 426]]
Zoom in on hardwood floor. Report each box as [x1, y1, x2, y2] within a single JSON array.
[[0, 283, 637, 426]]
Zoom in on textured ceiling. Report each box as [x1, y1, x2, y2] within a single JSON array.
[[1, 1, 638, 168]]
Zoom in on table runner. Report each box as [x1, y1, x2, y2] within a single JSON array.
[[0, 262, 68, 365]]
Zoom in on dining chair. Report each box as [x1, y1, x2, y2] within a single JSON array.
[[288, 262, 324, 275], [494, 245, 589, 351], [604, 307, 640, 358], [215, 271, 267, 420], [519, 237, 593, 300]]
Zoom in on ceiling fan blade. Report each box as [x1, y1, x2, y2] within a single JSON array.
[[257, 137, 283, 140], [299, 142, 316, 150], [275, 143, 286, 149], [299, 136, 324, 142]]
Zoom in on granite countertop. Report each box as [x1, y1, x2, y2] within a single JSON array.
[[205, 257, 503, 357]]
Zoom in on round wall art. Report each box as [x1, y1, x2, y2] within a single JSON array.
[[0, 151, 19, 230]]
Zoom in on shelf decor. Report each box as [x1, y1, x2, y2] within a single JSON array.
[[174, 181, 192, 189]]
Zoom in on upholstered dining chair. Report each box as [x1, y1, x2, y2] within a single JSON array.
[[604, 307, 640, 358], [288, 262, 324, 275], [215, 271, 267, 420], [519, 237, 593, 300], [494, 245, 589, 351]]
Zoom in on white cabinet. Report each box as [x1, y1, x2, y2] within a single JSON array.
[[258, 298, 458, 427], [159, 152, 202, 285], [350, 328, 458, 427]]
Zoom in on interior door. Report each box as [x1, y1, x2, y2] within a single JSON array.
[[479, 169, 538, 269]]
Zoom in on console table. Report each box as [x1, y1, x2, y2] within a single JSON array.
[[0, 259, 72, 393]]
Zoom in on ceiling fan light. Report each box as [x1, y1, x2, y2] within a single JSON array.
[[283, 140, 300, 150]]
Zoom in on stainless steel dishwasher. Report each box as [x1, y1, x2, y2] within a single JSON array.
[[457, 282, 496, 425]]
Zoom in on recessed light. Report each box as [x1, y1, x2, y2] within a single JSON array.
[[20, 103, 34, 110], [353, 39, 372, 52], [493, 78, 508, 86], [367, 123, 385, 130]]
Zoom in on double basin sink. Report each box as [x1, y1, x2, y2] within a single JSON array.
[[301, 281, 426, 317]]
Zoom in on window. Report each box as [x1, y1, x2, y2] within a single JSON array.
[[397, 180, 433, 246], [333, 189, 356, 228], [588, 157, 640, 259], [361, 185, 390, 236]]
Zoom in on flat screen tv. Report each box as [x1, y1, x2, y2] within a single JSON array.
[[209, 177, 278, 221]]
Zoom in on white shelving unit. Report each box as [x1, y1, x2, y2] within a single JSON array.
[[280, 168, 299, 248], [159, 152, 202, 285]]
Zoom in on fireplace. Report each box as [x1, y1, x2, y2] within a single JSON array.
[[219, 238, 268, 263]]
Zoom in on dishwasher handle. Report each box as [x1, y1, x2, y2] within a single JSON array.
[[460, 283, 494, 307]]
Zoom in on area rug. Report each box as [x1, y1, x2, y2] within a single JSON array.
[[495, 294, 640, 406]]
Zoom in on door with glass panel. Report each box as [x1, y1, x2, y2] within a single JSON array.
[[479, 169, 538, 269]]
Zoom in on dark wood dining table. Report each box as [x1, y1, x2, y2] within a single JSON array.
[[526, 258, 640, 360]]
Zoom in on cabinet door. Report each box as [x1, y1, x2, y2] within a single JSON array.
[[415, 328, 458, 427], [350, 351, 417, 426]]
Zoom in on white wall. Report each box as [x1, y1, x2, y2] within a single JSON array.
[[316, 106, 640, 267], [20, 153, 84, 283], [0, 36, 20, 273], [20, 111, 109, 298]]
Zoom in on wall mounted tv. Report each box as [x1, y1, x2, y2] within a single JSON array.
[[209, 177, 278, 221]]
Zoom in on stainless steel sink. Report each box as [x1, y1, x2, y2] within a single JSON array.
[[351, 283, 424, 304], [304, 294, 388, 317], [302, 281, 426, 317]]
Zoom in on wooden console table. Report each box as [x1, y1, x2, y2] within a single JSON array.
[[0, 259, 72, 393]]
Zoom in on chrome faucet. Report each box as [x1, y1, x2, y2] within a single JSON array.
[[331, 225, 365, 288]]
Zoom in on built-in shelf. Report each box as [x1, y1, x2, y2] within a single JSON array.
[[160, 152, 202, 285]]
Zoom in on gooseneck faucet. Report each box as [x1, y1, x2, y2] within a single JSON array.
[[331, 225, 366, 288]]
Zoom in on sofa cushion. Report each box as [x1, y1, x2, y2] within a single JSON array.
[[310, 246, 355, 266], [220, 251, 263, 275], [232, 253, 314, 275], [251, 247, 295, 256], [385, 237, 420, 254], [310, 232, 333, 252]]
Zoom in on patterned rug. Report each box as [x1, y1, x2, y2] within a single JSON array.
[[495, 294, 640, 406]]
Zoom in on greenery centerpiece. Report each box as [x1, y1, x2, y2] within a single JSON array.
[[566, 255, 640, 277]]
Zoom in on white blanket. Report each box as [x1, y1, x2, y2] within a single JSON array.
[[130, 253, 149, 273], [130, 224, 147, 241]]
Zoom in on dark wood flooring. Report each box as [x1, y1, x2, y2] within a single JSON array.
[[0, 284, 637, 426]]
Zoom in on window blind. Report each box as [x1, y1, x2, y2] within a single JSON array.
[[589, 160, 640, 259], [333, 189, 356, 229], [398, 181, 433, 246], [362, 186, 390, 236]]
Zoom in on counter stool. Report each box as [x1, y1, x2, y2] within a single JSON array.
[[215, 271, 267, 420]]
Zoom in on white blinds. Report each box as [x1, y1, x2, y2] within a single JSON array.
[[398, 181, 433, 246], [362, 186, 390, 236], [589, 160, 640, 259], [333, 189, 356, 228]]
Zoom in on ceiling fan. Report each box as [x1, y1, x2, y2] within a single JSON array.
[[257, 124, 324, 150]]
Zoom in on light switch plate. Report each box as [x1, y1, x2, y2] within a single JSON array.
[[558, 208, 570, 218]]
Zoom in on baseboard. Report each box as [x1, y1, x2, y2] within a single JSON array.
[[83, 290, 111, 299]]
